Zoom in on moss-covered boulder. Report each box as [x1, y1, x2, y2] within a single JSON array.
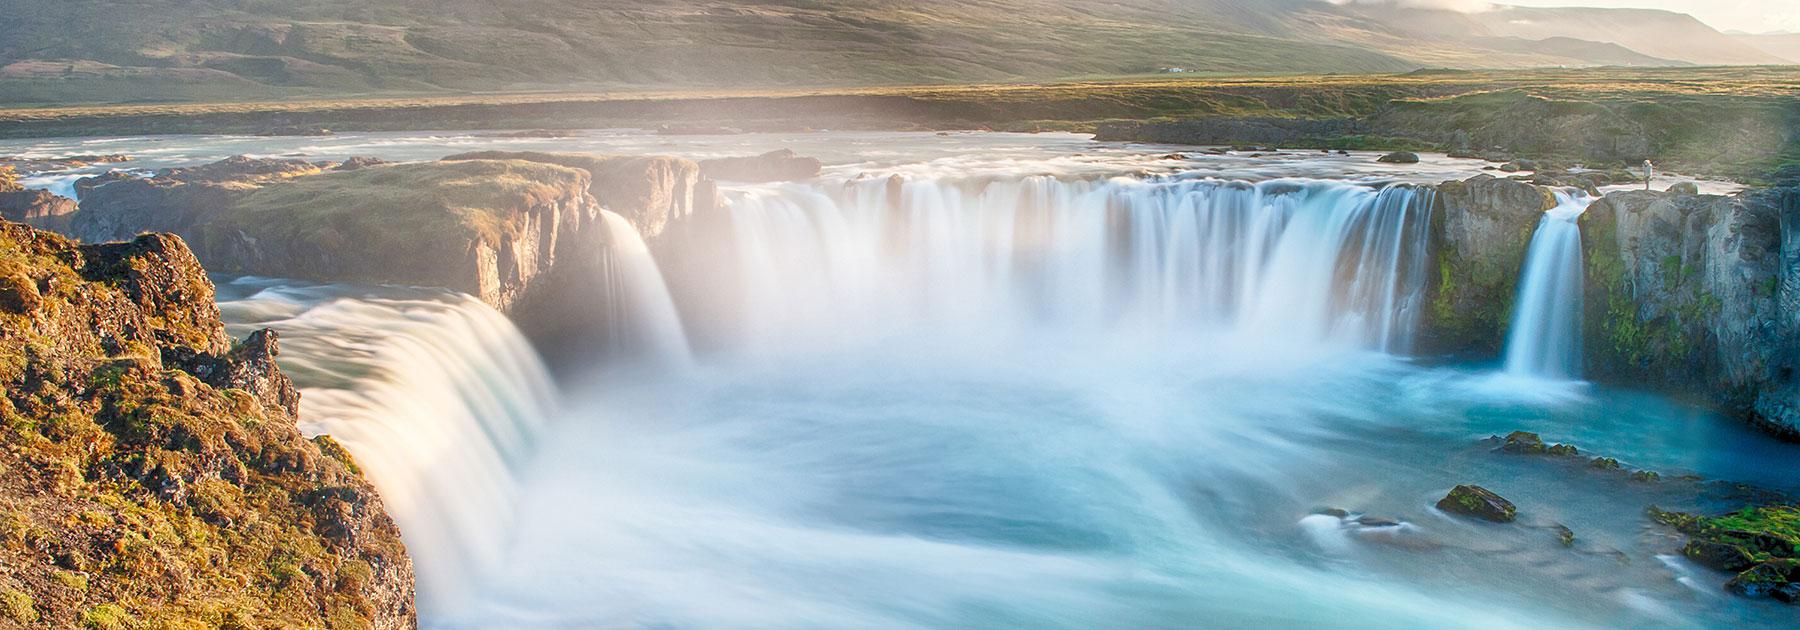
[[0, 221, 414, 627], [1435, 484, 1518, 523], [1654, 505, 1800, 603], [1420, 174, 1555, 354]]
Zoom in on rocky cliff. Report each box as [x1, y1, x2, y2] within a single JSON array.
[[1423, 174, 1556, 354], [0, 221, 413, 627], [1580, 188, 1799, 439], [440, 151, 712, 240]]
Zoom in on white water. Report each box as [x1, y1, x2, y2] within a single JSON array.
[[160, 130, 1800, 629], [215, 282, 557, 617], [716, 176, 1433, 355], [597, 209, 693, 368], [1503, 191, 1593, 380]]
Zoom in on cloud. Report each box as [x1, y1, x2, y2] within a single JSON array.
[[1321, 0, 1497, 12]]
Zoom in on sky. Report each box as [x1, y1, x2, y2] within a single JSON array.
[[1497, 0, 1800, 33]]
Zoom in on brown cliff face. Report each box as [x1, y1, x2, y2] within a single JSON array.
[[0, 221, 414, 628], [0, 189, 78, 232], [440, 150, 714, 240]]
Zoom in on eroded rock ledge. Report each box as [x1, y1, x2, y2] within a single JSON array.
[[1426, 174, 1800, 440], [0, 221, 413, 628]]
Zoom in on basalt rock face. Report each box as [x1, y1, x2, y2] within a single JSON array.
[[1094, 117, 1368, 148], [441, 150, 714, 240], [1579, 188, 1796, 437], [0, 221, 414, 628], [1422, 174, 1555, 354], [0, 189, 78, 232]]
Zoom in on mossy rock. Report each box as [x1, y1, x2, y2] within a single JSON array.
[[1436, 484, 1517, 523]]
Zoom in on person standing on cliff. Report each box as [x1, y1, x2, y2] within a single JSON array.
[[1643, 160, 1655, 190]]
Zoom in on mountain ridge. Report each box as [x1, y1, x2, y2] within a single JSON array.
[[0, 0, 1787, 106]]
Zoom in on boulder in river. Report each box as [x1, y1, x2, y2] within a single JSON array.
[[1436, 485, 1517, 522], [1377, 151, 1420, 164]]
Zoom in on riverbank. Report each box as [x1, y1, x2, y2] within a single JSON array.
[[3, 67, 1797, 183]]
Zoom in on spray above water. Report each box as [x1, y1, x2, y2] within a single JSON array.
[[1503, 191, 1593, 380]]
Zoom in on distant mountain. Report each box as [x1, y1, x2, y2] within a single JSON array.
[[0, 1, 1782, 106], [1733, 32, 1800, 64]]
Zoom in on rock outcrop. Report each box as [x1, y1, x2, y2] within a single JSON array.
[[1436, 485, 1517, 523], [69, 156, 325, 244], [1422, 174, 1555, 354], [698, 149, 823, 183], [441, 151, 713, 240], [0, 189, 78, 232], [1580, 188, 1797, 438], [0, 221, 413, 628]]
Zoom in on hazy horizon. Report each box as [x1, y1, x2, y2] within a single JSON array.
[[1491, 0, 1799, 34]]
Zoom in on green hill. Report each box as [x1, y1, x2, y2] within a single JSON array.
[[0, 1, 1785, 106]]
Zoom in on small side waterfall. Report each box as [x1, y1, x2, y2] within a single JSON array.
[[597, 209, 693, 368], [1503, 191, 1593, 379], [708, 176, 1435, 353], [216, 283, 557, 617]]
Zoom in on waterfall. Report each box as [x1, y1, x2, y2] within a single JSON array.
[[1503, 191, 1593, 380], [216, 283, 557, 617], [597, 209, 693, 368], [710, 176, 1434, 354]]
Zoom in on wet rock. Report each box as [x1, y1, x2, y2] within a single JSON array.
[[1436, 485, 1517, 523], [1589, 456, 1622, 470], [1494, 431, 1578, 456], [1667, 181, 1700, 195], [1630, 470, 1661, 483], [1500, 159, 1539, 172], [1421, 175, 1555, 354], [1685, 539, 1759, 571], [1312, 507, 1351, 518], [699, 149, 824, 183], [1553, 524, 1576, 547], [1581, 188, 1795, 440], [1497, 431, 1547, 454], [1353, 515, 1403, 528], [1726, 559, 1800, 603], [1377, 151, 1420, 164]]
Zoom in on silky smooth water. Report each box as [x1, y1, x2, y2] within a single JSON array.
[[137, 129, 1794, 628], [1505, 192, 1593, 380]]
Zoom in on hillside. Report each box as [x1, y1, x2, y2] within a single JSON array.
[[1734, 32, 1800, 64], [0, 0, 1788, 106]]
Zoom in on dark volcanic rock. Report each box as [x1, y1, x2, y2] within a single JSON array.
[[1378, 151, 1420, 164], [1727, 560, 1800, 602], [1436, 485, 1517, 523], [699, 149, 823, 183]]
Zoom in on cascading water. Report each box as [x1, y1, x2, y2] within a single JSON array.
[[215, 281, 558, 617], [1503, 191, 1593, 380], [597, 209, 693, 368], [717, 176, 1434, 354]]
